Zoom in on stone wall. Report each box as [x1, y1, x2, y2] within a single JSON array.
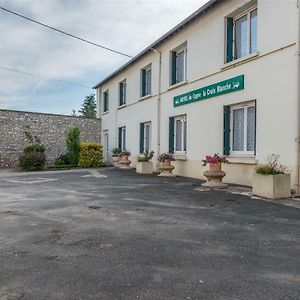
[[0, 109, 101, 167]]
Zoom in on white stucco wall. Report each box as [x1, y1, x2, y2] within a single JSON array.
[[96, 0, 298, 188]]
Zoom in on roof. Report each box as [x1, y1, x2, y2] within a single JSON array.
[[93, 0, 223, 89]]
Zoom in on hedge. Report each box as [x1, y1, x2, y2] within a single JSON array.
[[78, 142, 103, 168]]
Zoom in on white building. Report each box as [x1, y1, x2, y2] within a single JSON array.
[[94, 0, 300, 191]]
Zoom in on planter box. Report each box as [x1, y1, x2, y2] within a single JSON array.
[[252, 173, 291, 199], [136, 162, 153, 174]]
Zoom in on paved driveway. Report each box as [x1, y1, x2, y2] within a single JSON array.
[[0, 168, 299, 300]]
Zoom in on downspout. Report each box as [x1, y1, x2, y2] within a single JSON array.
[[151, 48, 162, 169], [296, 0, 300, 194]]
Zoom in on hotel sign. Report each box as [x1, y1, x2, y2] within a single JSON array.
[[174, 75, 244, 107]]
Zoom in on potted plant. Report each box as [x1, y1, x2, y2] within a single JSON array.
[[202, 154, 229, 171], [158, 153, 176, 177], [118, 150, 131, 169], [112, 147, 121, 166], [136, 151, 154, 174], [253, 154, 291, 199], [201, 153, 229, 188]]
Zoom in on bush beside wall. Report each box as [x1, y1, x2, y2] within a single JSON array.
[[19, 143, 46, 171], [78, 142, 103, 168]]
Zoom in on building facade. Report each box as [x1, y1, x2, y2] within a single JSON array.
[[94, 0, 300, 190]]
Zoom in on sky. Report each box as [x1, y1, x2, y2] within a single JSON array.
[[0, 0, 209, 115]]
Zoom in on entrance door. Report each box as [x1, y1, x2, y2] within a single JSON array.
[[104, 131, 109, 161]]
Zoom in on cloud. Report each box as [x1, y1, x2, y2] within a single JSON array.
[[0, 0, 208, 114]]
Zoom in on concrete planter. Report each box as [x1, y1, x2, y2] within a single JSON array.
[[136, 162, 153, 174], [158, 161, 175, 177], [112, 156, 120, 167], [252, 173, 291, 199]]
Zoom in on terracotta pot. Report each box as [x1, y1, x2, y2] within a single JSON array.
[[121, 155, 128, 161], [209, 162, 221, 172], [163, 159, 172, 166]]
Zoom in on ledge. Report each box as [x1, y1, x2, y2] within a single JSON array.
[[174, 154, 187, 161], [168, 80, 188, 91], [139, 94, 152, 102], [102, 111, 109, 116], [221, 52, 259, 70], [117, 104, 127, 110], [227, 156, 258, 165]]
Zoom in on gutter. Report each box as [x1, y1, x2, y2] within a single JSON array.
[[296, 0, 300, 194], [151, 48, 162, 168]]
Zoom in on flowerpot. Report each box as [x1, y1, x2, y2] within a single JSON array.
[[209, 162, 221, 172], [121, 155, 128, 161], [136, 162, 153, 174], [158, 160, 175, 177], [252, 173, 291, 199]]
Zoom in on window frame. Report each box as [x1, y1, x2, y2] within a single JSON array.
[[233, 6, 257, 60], [174, 115, 187, 154], [230, 101, 256, 156], [170, 44, 187, 86], [103, 90, 109, 113], [141, 65, 152, 97], [119, 80, 127, 106]]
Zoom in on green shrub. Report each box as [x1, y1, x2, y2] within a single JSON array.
[[54, 153, 73, 168], [78, 142, 103, 168], [66, 127, 80, 165], [24, 144, 45, 153], [255, 154, 289, 175], [19, 152, 46, 171]]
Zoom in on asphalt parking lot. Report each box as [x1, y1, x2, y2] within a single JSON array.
[[0, 168, 299, 300]]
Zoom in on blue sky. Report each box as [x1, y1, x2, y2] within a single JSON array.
[[0, 0, 208, 115]]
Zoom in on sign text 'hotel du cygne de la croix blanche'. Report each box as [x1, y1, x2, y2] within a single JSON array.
[[174, 75, 244, 107]]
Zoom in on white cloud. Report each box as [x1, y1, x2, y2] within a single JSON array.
[[0, 0, 208, 113]]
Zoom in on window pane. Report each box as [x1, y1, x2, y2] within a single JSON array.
[[235, 15, 248, 59], [145, 125, 150, 152], [250, 10, 257, 54], [177, 51, 185, 83], [146, 69, 151, 95], [233, 108, 244, 151], [175, 120, 182, 151], [247, 106, 256, 151], [122, 128, 126, 150]]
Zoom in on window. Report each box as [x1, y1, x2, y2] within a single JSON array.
[[140, 122, 151, 153], [226, 7, 257, 62], [118, 126, 126, 150], [141, 66, 151, 97], [223, 102, 256, 155], [103, 90, 109, 113], [171, 45, 187, 85], [119, 80, 127, 106], [169, 115, 187, 154]]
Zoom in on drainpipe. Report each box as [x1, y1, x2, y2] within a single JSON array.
[[296, 0, 300, 194], [151, 48, 162, 169]]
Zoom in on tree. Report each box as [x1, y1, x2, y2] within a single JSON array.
[[71, 109, 77, 117], [66, 127, 80, 165], [79, 94, 97, 118]]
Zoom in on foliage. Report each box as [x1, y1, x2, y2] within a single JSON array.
[[19, 152, 46, 171], [79, 94, 97, 118], [256, 154, 290, 175], [78, 142, 103, 168], [24, 131, 41, 144], [54, 153, 73, 168], [71, 109, 77, 117], [138, 151, 154, 162], [158, 153, 176, 162], [66, 127, 80, 165], [112, 147, 122, 157], [23, 144, 45, 153], [119, 150, 131, 157], [202, 154, 229, 166]]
